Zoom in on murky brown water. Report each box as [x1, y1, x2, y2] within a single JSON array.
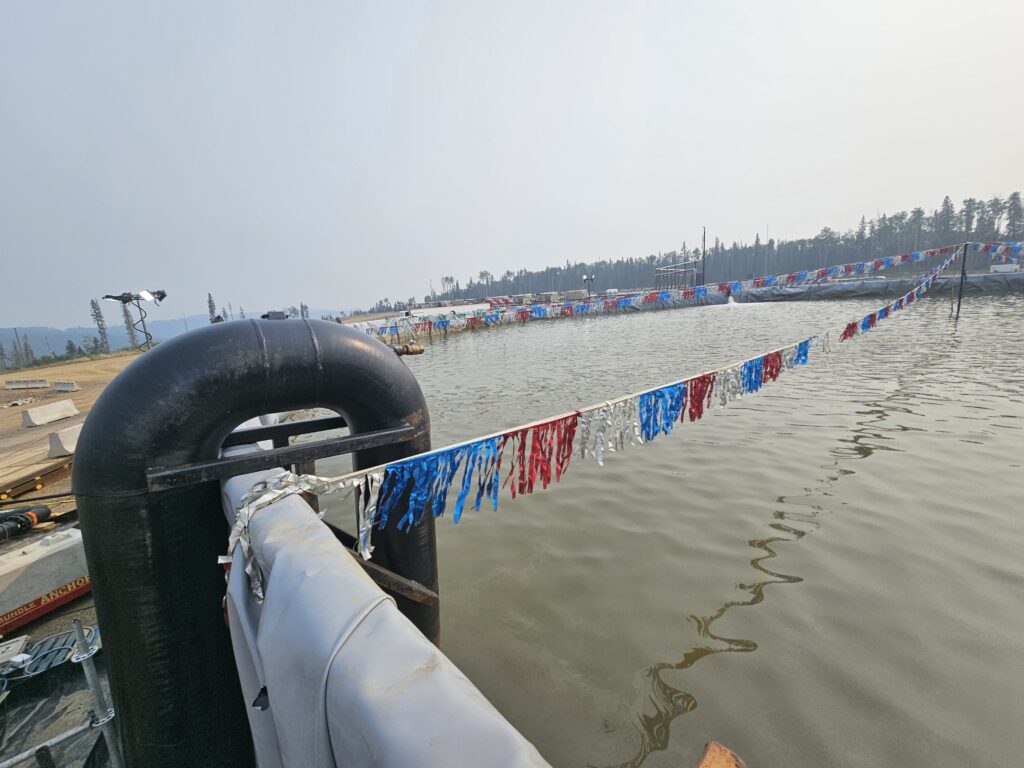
[[323, 294, 1024, 768]]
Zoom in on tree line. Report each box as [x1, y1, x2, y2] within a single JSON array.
[[398, 192, 1021, 304]]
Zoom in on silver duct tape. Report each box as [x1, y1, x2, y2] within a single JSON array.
[[355, 470, 385, 560], [229, 469, 371, 600]]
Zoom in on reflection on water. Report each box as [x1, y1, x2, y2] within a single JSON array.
[[603, 310, 986, 767], [602, 459, 848, 768]]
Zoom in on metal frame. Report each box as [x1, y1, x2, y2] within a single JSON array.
[[147, 423, 419, 491]]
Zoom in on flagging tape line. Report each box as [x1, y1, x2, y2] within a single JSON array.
[[230, 245, 964, 574]]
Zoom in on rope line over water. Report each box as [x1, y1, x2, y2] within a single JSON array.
[[355, 241, 1012, 342], [224, 243, 991, 584]]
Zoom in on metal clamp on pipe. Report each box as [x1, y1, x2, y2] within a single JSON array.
[[389, 342, 424, 356]]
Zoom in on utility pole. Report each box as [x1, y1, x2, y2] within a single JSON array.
[[702, 226, 707, 284]]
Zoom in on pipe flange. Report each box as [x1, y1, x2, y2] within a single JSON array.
[[92, 708, 116, 727], [72, 645, 98, 663]]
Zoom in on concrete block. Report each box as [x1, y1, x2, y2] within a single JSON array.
[[47, 423, 83, 457], [4, 379, 50, 390], [53, 381, 81, 392], [21, 399, 79, 427]]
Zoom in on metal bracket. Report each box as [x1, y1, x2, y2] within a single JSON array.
[[91, 708, 116, 728], [146, 424, 420, 491], [220, 415, 348, 448], [71, 645, 98, 664]]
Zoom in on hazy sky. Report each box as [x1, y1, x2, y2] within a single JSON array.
[[2, 1, 1020, 327]]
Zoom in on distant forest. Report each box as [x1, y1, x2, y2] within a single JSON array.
[[373, 192, 1022, 310]]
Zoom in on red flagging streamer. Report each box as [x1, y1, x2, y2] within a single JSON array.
[[554, 413, 579, 482], [527, 422, 554, 492], [907, 291, 915, 304], [643, 291, 660, 304], [762, 351, 783, 383], [682, 288, 696, 300], [840, 321, 859, 341], [753, 277, 766, 288], [867, 313, 877, 329], [719, 283, 731, 293], [501, 414, 580, 498], [502, 429, 530, 498], [685, 373, 716, 423]]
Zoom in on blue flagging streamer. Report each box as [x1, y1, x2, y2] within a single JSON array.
[[575, 303, 590, 314], [695, 286, 708, 299], [741, 357, 764, 393], [658, 291, 671, 303], [797, 270, 809, 282], [375, 436, 506, 529], [474, 437, 501, 513], [376, 327, 387, 335], [730, 281, 742, 293], [765, 276, 778, 286], [617, 296, 633, 309], [878, 306, 889, 321], [531, 305, 547, 319], [854, 262, 866, 275], [860, 314, 872, 333], [795, 339, 810, 365], [638, 382, 687, 442], [433, 319, 450, 331]]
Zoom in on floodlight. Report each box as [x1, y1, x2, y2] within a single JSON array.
[[139, 290, 155, 302]]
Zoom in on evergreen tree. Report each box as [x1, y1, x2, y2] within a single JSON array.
[[0, 342, 7, 370], [299, 302, 309, 319], [227, 302, 234, 320], [90, 299, 110, 353], [937, 196, 957, 242], [121, 302, 139, 348], [12, 329, 25, 367], [238, 305, 246, 319], [1006, 192, 1023, 239], [961, 198, 980, 238], [65, 339, 77, 357], [22, 337, 34, 365], [207, 293, 217, 323], [986, 196, 1005, 238]]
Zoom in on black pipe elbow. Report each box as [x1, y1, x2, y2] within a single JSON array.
[[73, 319, 434, 768]]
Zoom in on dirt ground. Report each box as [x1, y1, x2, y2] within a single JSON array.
[[0, 352, 141, 487]]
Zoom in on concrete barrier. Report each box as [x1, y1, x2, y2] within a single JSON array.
[[4, 379, 50, 390], [48, 423, 83, 457], [21, 399, 79, 427], [53, 381, 81, 392]]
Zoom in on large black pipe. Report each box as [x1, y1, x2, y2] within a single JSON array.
[[73, 319, 434, 767]]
